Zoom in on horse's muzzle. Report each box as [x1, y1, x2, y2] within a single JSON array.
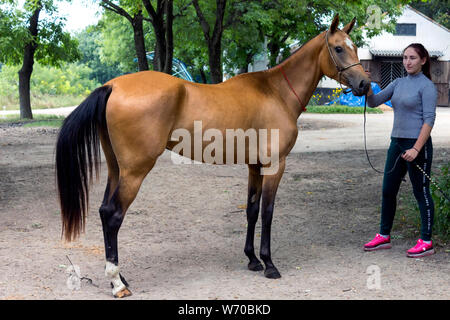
[[352, 79, 370, 97]]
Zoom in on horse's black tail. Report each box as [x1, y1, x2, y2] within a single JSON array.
[[56, 85, 112, 242]]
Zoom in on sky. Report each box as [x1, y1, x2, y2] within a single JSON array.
[[56, 1, 101, 33], [7, 0, 101, 33]]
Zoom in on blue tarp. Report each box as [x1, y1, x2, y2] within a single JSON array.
[[328, 82, 392, 107]]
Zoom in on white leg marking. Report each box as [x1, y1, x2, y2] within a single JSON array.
[[105, 261, 126, 296]]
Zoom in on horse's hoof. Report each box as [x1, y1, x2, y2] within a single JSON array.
[[114, 287, 132, 298], [264, 267, 281, 279], [248, 261, 264, 272]]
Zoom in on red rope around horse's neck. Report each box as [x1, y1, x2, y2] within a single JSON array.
[[279, 65, 306, 111]]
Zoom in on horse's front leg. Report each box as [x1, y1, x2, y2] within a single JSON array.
[[244, 164, 264, 271], [259, 158, 286, 279]]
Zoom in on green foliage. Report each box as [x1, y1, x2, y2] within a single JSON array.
[[87, 0, 412, 82], [172, 3, 209, 80], [31, 63, 99, 95], [409, 0, 450, 29], [97, 9, 154, 73], [75, 25, 123, 84], [0, 63, 99, 108], [431, 162, 450, 241], [0, 4, 32, 64], [305, 105, 383, 114], [0, 0, 80, 66]]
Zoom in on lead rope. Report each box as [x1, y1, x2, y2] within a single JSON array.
[[363, 95, 450, 201], [363, 96, 403, 175]]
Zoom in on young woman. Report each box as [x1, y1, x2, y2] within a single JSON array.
[[363, 43, 438, 258]]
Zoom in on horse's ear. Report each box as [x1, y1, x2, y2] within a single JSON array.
[[330, 14, 339, 34], [342, 17, 356, 34]]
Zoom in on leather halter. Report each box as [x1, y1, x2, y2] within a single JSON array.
[[325, 30, 361, 92]]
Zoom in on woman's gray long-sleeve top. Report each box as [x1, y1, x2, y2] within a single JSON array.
[[367, 71, 437, 139]]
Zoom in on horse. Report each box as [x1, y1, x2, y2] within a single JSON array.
[[56, 14, 370, 298]]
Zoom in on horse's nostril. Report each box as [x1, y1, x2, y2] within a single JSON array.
[[359, 80, 366, 89]]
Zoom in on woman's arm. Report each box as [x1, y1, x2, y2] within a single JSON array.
[[401, 123, 432, 162], [366, 79, 397, 108]]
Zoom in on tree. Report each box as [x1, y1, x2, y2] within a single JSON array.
[[97, 9, 153, 73], [243, 0, 409, 68], [409, 0, 449, 29], [141, 0, 174, 73], [0, 0, 79, 119], [222, 0, 264, 75], [75, 26, 123, 84], [188, 0, 407, 82], [100, 0, 149, 71], [192, 0, 228, 83]]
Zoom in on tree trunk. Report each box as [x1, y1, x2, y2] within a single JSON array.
[[267, 40, 281, 68], [153, 20, 166, 72], [199, 69, 207, 83], [193, 0, 227, 84], [163, 0, 173, 75], [132, 12, 149, 71], [143, 0, 174, 74], [18, 2, 42, 119], [208, 41, 223, 83]]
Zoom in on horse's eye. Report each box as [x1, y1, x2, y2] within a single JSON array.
[[335, 46, 343, 53]]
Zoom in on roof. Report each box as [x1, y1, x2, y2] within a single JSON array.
[[406, 5, 450, 34], [370, 49, 444, 57]]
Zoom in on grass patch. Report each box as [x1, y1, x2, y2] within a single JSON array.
[[0, 94, 83, 111], [23, 120, 63, 128], [0, 114, 64, 127], [306, 104, 383, 114]]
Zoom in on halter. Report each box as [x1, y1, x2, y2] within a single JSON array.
[[325, 30, 362, 93]]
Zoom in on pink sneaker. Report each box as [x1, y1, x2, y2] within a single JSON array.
[[406, 239, 435, 258], [364, 234, 391, 251]]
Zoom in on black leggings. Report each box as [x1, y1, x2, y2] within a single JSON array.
[[380, 137, 434, 241]]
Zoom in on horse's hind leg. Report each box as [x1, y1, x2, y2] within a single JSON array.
[[99, 181, 129, 298], [244, 164, 264, 271], [99, 161, 155, 298]]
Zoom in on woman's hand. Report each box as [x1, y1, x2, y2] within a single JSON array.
[[402, 148, 419, 162]]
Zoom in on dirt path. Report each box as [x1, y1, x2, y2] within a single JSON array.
[[0, 114, 449, 300]]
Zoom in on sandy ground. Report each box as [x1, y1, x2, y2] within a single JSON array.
[[0, 108, 449, 300]]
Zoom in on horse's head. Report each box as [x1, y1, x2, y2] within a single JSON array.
[[320, 14, 370, 96]]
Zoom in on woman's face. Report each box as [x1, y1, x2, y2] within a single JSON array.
[[403, 47, 426, 75]]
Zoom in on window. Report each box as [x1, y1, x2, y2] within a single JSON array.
[[380, 62, 407, 89], [395, 23, 416, 36]]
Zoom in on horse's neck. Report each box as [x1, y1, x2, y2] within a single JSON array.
[[267, 33, 325, 119]]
